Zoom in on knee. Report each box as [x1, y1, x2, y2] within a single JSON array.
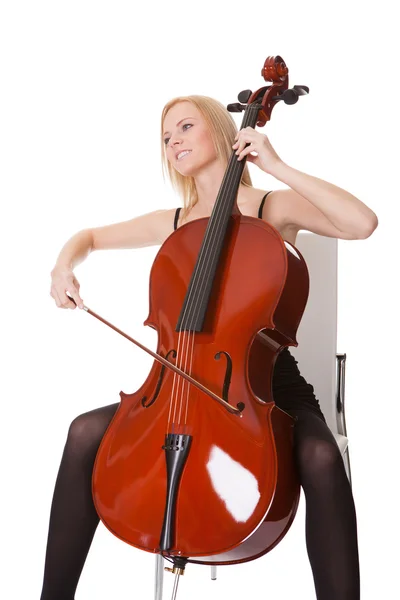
[[66, 413, 100, 459], [296, 437, 343, 484], [67, 406, 116, 457], [68, 412, 95, 443]]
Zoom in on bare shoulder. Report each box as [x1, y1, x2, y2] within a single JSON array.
[[246, 187, 287, 227], [246, 187, 300, 245], [90, 208, 177, 251]]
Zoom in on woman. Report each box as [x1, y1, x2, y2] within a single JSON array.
[[43, 95, 378, 600]]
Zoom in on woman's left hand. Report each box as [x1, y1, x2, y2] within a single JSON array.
[[232, 127, 282, 175]]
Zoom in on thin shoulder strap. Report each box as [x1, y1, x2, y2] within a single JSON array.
[[174, 207, 182, 230], [258, 191, 273, 219], [176, 197, 269, 228]]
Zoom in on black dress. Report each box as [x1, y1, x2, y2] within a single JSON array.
[[173, 192, 326, 423]]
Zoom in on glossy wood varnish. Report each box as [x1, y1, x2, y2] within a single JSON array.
[[92, 215, 309, 562]]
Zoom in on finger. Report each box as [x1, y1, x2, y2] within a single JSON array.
[[233, 131, 250, 149], [237, 143, 255, 160], [60, 290, 77, 309], [73, 291, 84, 309], [66, 290, 84, 309], [51, 288, 64, 309], [235, 140, 251, 156]]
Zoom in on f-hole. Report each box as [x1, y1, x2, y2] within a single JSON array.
[[214, 350, 233, 403], [141, 349, 177, 408]]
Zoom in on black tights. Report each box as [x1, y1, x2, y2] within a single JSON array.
[[39, 404, 359, 600]]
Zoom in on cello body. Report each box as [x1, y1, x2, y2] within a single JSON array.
[[92, 214, 309, 564]]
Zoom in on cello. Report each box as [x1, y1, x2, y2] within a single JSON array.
[[71, 55, 310, 596]]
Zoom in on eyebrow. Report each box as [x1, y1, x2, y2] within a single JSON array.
[[163, 117, 197, 137]]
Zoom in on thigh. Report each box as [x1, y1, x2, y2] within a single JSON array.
[[287, 408, 338, 447]]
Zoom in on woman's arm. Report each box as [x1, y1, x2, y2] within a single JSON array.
[[54, 229, 94, 269], [269, 162, 378, 240], [90, 208, 176, 251], [50, 209, 177, 309], [53, 209, 176, 269], [233, 128, 378, 240]]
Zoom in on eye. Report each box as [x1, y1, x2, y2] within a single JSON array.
[[164, 123, 193, 146]]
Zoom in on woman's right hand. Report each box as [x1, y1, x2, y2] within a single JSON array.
[[50, 265, 84, 309]]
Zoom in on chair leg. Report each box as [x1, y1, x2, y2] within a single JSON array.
[[155, 554, 164, 600], [343, 446, 352, 488], [211, 565, 217, 580], [336, 352, 352, 486]]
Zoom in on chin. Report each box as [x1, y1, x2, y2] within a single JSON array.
[[177, 158, 216, 178], [175, 162, 200, 177]]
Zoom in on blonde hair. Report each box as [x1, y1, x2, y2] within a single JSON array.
[[161, 95, 253, 220]]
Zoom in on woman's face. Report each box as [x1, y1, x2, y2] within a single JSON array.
[[163, 101, 219, 177]]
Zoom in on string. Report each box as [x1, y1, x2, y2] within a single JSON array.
[[172, 158, 238, 432], [167, 106, 258, 433], [167, 105, 257, 433], [175, 106, 259, 426], [167, 151, 239, 432]]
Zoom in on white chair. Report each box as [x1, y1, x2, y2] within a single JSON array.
[[154, 231, 351, 599], [290, 232, 351, 483]]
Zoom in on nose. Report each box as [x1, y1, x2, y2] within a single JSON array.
[[168, 135, 183, 150]]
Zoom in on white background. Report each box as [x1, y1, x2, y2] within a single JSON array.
[[1, 1, 398, 599]]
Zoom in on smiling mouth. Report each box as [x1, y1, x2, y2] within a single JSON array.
[[177, 150, 192, 161]]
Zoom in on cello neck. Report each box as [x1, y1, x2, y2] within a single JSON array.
[[176, 103, 261, 333]]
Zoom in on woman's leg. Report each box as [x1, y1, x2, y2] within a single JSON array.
[[287, 408, 360, 600], [40, 402, 119, 600]]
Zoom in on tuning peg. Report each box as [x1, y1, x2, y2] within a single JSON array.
[[227, 89, 253, 112], [271, 85, 310, 106], [238, 89, 253, 103], [227, 102, 246, 113], [270, 90, 293, 104], [293, 85, 309, 96]]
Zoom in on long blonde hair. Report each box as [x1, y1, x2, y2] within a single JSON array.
[[161, 95, 253, 220]]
